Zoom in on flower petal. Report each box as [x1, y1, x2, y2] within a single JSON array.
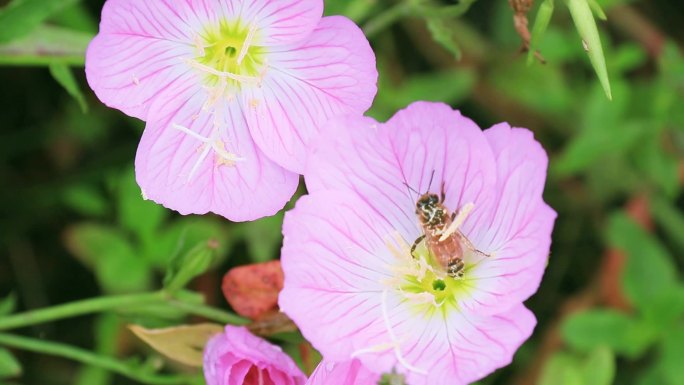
[[135, 95, 298, 222], [204, 326, 306, 385], [236, 0, 323, 45], [458, 124, 556, 315], [351, 301, 536, 385], [307, 360, 379, 385], [477, 123, 554, 251], [279, 192, 400, 361], [304, 102, 496, 244], [86, 0, 204, 120], [242, 16, 377, 172]]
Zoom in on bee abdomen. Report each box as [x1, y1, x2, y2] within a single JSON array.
[[447, 259, 465, 279]]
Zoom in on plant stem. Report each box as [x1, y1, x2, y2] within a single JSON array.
[[0, 333, 194, 385], [0, 292, 164, 331], [167, 299, 249, 326], [363, 2, 413, 38], [0, 291, 248, 331]]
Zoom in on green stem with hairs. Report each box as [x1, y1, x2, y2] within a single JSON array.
[[0, 291, 248, 331], [0, 333, 195, 385]]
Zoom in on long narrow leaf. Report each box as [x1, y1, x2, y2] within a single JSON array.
[[565, 0, 612, 99], [528, 0, 555, 65], [0, 0, 80, 43]]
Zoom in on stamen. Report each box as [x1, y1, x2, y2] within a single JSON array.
[[170, 124, 245, 182], [187, 143, 211, 182], [237, 19, 258, 65], [185, 59, 261, 84], [172, 123, 211, 142], [203, 79, 228, 112], [257, 368, 264, 385], [439, 202, 475, 242], [193, 35, 206, 57], [380, 290, 428, 375]]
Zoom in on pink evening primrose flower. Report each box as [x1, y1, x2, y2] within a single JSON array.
[[307, 359, 379, 385], [203, 325, 307, 385], [86, 0, 377, 221], [279, 102, 556, 384]]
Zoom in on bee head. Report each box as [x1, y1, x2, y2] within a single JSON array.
[[416, 193, 440, 223]]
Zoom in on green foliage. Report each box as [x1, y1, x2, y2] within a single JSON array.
[[426, 17, 462, 60], [607, 213, 681, 322], [562, 310, 655, 358], [0, 0, 682, 384], [65, 223, 152, 294], [528, 0, 555, 65], [564, 0, 611, 99], [371, 65, 475, 121], [234, 212, 284, 262], [0, 348, 21, 378], [539, 348, 615, 385], [0, 25, 92, 65], [164, 240, 219, 293], [0, 295, 16, 317], [49, 63, 88, 112], [0, 0, 81, 43]]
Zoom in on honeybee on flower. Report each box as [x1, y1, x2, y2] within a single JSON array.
[[280, 102, 556, 384]]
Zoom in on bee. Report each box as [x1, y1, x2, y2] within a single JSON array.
[[410, 180, 485, 279]]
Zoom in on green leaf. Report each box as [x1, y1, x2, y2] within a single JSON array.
[[650, 196, 684, 253], [152, 218, 231, 268], [371, 68, 475, 121], [117, 167, 167, 240], [634, 136, 680, 198], [661, 326, 684, 385], [562, 309, 656, 358], [49, 62, 88, 112], [0, 0, 80, 43], [64, 223, 151, 293], [0, 25, 91, 66], [164, 240, 219, 292], [586, 0, 607, 20], [538, 352, 583, 385], [75, 314, 119, 385], [426, 17, 461, 60], [564, 0, 612, 99], [0, 294, 16, 316], [527, 0, 555, 65], [607, 213, 679, 318], [61, 185, 109, 217], [0, 348, 21, 378], [489, 59, 572, 116], [236, 212, 285, 262], [554, 83, 637, 175], [582, 347, 615, 385]]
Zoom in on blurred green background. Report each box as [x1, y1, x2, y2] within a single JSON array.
[[0, 0, 683, 384]]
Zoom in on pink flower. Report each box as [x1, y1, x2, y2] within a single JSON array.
[[279, 102, 556, 384], [307, 360, 379, 385], [86, 0, 377, 221], [203, 325, 306, 385]]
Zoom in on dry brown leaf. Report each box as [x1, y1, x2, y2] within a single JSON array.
[[129, 323, 223, 367]]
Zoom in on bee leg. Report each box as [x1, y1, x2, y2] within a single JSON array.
[[459, 232, 491, 257], [440, 181, 446, 203], [410, 235, 426, 258]]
